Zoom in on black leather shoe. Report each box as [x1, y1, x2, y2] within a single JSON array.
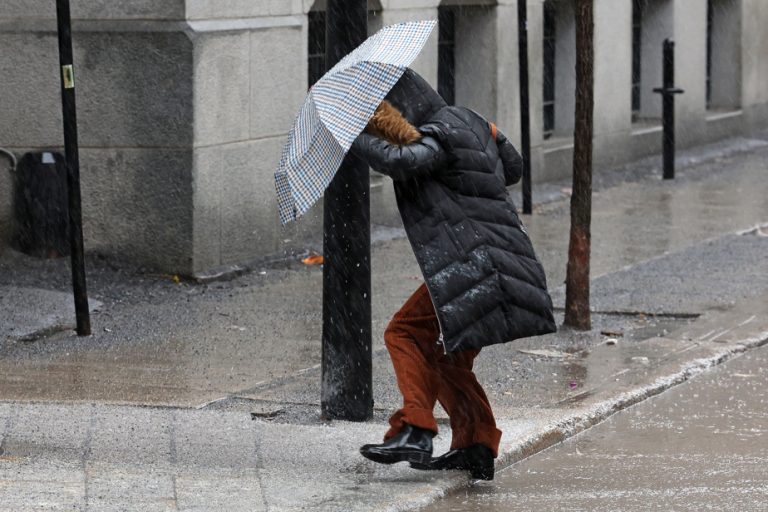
[[413, 443, 495, 480], [360, 424, 433, 466]]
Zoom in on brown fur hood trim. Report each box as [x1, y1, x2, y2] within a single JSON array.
[[365, 100, 422, 145]]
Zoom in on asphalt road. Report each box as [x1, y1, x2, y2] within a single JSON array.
[[425, 344, 768, 511]]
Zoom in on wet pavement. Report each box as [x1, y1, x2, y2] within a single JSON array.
[[524, 141, 768, 289], [423, 343, 768, 512], [0, 286, 100, 341], [0, 293, 764, 511], [0, 136, 766, 509], [0, 138, 767, 408], [549, 231, 768, 315]]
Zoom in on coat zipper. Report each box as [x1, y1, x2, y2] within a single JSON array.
[[394, 201, 450, 355], [422, 284, 447, 355]]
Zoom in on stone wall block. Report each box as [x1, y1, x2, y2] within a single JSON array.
[[594, 0, 632, 137], [250, 27, 306, 139], [193, 137, 286, 271], [219, 139, 280, 265], [192, 146, 223, 272], [741, 0, 768, 108], [0, 32, 63, 147], [380, 9, 438, 86], [185, 0, 302, 20], [639, 0, 674, 119], [193, 32, 251, 146], [80, 148, 194, 273], [673, 0, 708, 146], [455, 6, 497, 117], [493, 4, 520, 145], [77, 31, 194, 148], [0, 1, 185, 20]]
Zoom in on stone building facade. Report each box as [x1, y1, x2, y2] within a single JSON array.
[[0, 0, 766, 275]]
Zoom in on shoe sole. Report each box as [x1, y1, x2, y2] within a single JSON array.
[[410, 461, 495, 480], [409, 460, 433, 470], [470, 466, 494, 480], [361, 448, 432, 466], [412, 445, 495, 480]]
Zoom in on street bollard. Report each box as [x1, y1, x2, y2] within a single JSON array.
[[653, 39, 684, 180], [321, 0, 373, 422]]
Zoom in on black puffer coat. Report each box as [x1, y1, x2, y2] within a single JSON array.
[[352, 70, 556, 353]]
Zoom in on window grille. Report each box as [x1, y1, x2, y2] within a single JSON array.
[[438, 7, 456, 106], [308, 10, 326, 88], [542, 1, 556, 138], [632, 0, 644, 118], [706, 0, 713, 108]]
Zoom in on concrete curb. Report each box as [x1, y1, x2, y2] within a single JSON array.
[[502, 337, 767, 468]]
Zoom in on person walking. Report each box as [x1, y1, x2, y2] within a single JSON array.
[[353, 70, 556, 480]]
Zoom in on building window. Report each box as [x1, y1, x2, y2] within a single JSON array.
[[308, 3, 383, 89], [540, 0, 575, 138], [438, 6, 456, 106], [368, 4, 383, 34], [308, 10, 326, 88], [542, 1, 556, 138], [632, 0, 673, 121], [706, 0, 741, 110], [438, 3, 497, 113], [632, 0, 644, 118]]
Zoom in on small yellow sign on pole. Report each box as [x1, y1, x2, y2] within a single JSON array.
[[62, 64, 74, 89]]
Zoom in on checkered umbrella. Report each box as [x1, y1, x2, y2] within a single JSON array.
[[275, 20, 436, 224]]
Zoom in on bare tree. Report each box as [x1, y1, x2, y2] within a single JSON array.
[[564, 0, 594, 330]]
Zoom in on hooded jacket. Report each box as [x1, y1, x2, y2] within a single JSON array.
[[351, 70, 556, 353]]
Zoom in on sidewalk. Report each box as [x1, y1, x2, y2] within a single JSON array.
[[1, 136, 767, 510]]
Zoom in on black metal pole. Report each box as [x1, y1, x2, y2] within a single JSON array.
[[653, 39, 683, 180], [321, 0, 372, 421], [661, 39, 675, 180], [518, 0, 533, 214], [55, 0, 91, 336]]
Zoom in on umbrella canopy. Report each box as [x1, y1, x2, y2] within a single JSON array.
[[275, 20, 436, 224]]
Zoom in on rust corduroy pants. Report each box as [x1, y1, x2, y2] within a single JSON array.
[[383, 283, 502, 457]]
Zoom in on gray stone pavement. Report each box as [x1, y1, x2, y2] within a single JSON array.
[[0, 287, 101, 342], [424, 339, 768, 512], [0, 136, 767, 510]]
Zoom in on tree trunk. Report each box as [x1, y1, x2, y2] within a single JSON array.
[[564, 0, 594, 330]]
